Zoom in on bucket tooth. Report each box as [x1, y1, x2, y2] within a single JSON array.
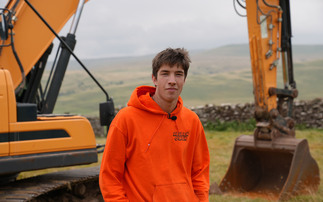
[[219, 135, 320, 201]]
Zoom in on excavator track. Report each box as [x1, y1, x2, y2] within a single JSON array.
[[0, 166, 103, 202]]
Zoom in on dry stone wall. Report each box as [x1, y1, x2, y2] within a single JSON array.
[[88, 98, 323, 136], [292, 98, 323, 128], [191, 98, 323, 129]]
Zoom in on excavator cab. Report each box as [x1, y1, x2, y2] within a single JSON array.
[[219, 0, 320, 200]]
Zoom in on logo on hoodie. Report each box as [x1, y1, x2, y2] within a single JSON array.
[[173, 132, 189, 141]]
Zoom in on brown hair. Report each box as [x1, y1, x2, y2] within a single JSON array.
[[152, 48, 191, 79]]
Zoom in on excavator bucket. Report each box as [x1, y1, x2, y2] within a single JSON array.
[[219, 135, 320, 201]]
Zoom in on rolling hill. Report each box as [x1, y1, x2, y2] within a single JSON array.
[[52, 44, 323, 116]]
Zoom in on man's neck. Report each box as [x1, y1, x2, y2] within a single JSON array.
[[152, 94, 177, 114]]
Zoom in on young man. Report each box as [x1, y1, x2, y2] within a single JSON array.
[[99, 48, 210, 201]]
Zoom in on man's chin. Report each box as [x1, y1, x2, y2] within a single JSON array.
[[165, 95, 179, 102]]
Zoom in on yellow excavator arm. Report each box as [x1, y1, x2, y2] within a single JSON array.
[[246, 0, 282, 111], [246, 0, 299, 139], [0, 0, 89, 89], [219, 0, 319, 200]]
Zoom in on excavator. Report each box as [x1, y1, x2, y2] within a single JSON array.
[[0, 0, 114, 201], [219, 0, 320, 201], [0, 0, 320, 201]]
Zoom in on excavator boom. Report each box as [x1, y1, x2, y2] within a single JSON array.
[[0, 0, 89, 89]]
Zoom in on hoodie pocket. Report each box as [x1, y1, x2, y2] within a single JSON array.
[[152, 182, 199, 202]]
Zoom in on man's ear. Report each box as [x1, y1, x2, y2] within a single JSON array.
[[152, 74, 157, 86]]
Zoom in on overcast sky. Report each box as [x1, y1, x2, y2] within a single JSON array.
[[58, 0, 323, 59]]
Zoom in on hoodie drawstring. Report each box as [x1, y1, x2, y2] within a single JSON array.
[[145, 115, 166, 152]]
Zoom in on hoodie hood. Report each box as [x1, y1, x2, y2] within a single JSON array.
[[127, 86, 183, 116]]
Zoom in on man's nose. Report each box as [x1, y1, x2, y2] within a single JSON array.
[[168, 73, 176, 84]]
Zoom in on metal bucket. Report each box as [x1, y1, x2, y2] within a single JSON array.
[[219, 135, 320, 201]]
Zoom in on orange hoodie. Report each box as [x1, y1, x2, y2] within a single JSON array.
[[99, 86, 210, 202]]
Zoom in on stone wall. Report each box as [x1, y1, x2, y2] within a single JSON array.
[[88, 98, 323, 136], [292, 98, 323, 128], [191, 98, 323, 129]]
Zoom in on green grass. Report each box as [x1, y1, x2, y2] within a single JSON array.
[[18, 129, 323, 201]]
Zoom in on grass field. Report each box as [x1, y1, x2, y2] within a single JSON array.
[[18, 129, 323, 201], [50, 44, 323, 116]]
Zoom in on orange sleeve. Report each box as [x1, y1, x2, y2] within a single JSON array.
[[191, 125, 210, 202], [99, 124, 129, 201]]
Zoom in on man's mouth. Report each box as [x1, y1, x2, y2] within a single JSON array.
[[166, 88, 177, 91]]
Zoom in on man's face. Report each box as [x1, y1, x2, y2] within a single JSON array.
[[152, 64, 186, 103]]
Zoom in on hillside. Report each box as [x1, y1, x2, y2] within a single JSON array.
[[53, 44, 323, 116]]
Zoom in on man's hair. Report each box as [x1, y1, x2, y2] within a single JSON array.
[[152, 48, 191, 79]]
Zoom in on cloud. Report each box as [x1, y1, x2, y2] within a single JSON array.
[[55, 0, 323, 59]]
